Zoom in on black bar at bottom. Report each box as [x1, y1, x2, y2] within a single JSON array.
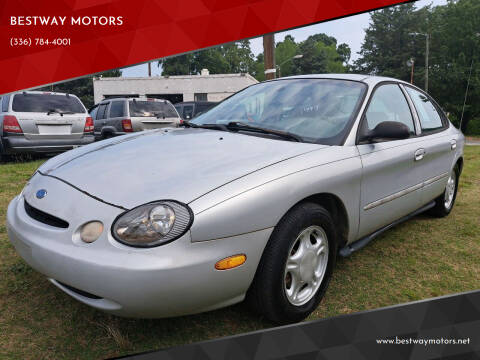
[[112, 290, 480, 360]]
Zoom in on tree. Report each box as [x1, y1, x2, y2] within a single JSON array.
[[291, 34, 349, 75], [275, 35, 299, 77], [39, 69, 121, 109], [159, 41, 255, 76], [354, 3, 427, 81], [160, 53, 195, 75], [354, 0, 480, 133]]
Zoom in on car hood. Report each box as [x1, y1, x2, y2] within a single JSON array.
[[38, 128, 326, 209]]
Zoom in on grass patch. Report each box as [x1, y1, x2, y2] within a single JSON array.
[[0, 149, 479, 359]]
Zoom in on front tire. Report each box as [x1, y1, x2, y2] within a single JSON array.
[[247, 202, 337, 324], [430, 164, 459, 217]]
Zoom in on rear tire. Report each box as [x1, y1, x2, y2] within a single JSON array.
[[429, 164, 459, 217], [247, 202, 337, 324]]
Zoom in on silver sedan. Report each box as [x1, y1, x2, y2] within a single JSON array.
[[7, 74, 464, 323]]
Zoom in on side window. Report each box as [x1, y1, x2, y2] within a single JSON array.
[[109, 101, 125, 118], [97, 103, 108, 120], [1, 95, 10, 112], [405, 86, 444, 132], [89, 105, 98, 120], [365, 84, 415, 135]]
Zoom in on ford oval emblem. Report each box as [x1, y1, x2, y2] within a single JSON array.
[[36, 189, 47, 199]]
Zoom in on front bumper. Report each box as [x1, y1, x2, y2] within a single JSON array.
[[7, 174, 272, 318], [2, 135, 94, 154]]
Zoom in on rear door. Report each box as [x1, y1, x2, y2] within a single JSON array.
[[357, 83, 424, 238], [403, 85, 454, 204], [107, 100, 126, 133], [94, 103, 109, 136], [11, 93, 87, 141], [129, 99, 180, 130]]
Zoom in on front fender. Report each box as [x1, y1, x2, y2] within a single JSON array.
[[188, 146, 362, 243]]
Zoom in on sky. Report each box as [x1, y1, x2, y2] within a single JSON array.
[[121, 0, 447, 77]]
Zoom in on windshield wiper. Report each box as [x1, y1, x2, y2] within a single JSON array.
[[46, 109, 75, 116], [226, 122, 303, 142], [180, 122, 228, 131]]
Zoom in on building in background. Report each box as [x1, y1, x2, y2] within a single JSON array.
[[93, 69, 258, 105]]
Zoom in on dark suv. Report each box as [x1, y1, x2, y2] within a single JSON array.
[[174, 101, 217, 120]]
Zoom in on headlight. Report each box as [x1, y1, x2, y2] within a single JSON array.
[[112, 201, 193, 247]]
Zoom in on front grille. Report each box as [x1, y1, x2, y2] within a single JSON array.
[[57, 281, 102, 300], [24, 200, 69, 229]]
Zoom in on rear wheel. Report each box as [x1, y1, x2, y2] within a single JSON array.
[[247, 202, 337, 324], [430, 164, 459, 217]]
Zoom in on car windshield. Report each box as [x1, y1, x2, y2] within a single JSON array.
[[129, 100, 178, 118], [12, 93, 85, 113], [191, 79, 367, 144]]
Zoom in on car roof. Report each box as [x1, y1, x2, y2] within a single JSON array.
[[276, 74, 411, 86], [175, 101, 217, 105], [99, 97, 169, 103], [10, 90, 78, 97]]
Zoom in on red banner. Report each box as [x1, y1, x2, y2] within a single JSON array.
[[0, 0, 412, 94]]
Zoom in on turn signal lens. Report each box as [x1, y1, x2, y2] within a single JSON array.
[[215, 254, 246, 270], [80, 221, 104, 243]]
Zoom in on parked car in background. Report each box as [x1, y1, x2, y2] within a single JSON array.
[[7, 75, 464, 324], [91, 97, 181, 140], [175, 101, 217, 120], [0, 91, 94, 161]]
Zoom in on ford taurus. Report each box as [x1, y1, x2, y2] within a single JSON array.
[[7, 74, 464, 324]]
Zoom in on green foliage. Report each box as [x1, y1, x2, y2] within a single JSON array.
[[255, 33, 350, 79], [275, 35, 298, 77], [39, 69, 121, 109], [466, 118, 480, 135], [354, 0, 480, 132], [160, 35, 349, 81], [159, 40, 255, 76]]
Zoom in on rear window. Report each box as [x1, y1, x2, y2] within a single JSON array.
[[129, 100, 178, 118], [12, 93, 85, 114]]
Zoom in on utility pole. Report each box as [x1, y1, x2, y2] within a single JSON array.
[[406, 58, 415, 84], [459, 33, 480, 132], [263, 34, 276, 80], [148, 62, 152, 77], [425, 33, 429, 92]]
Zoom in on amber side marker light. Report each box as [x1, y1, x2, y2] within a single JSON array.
[[215, 254, 247, 270]]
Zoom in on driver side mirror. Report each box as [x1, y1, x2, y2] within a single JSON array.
[[359, 121, 411, 143]]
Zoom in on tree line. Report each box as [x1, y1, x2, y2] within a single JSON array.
[[41, 0, 478, 134], [354, 0, 479, 134], [160, 0, 479, 134]]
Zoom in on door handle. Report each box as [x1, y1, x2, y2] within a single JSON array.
[[414, 148, 425, 161], [450, 139, 457, 150]]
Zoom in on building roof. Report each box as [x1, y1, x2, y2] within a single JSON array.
[[93, 73, 258, 82]]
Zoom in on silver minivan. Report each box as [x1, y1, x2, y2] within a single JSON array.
[[0, 91, 94, 161], [91, 97, 181, 140]]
